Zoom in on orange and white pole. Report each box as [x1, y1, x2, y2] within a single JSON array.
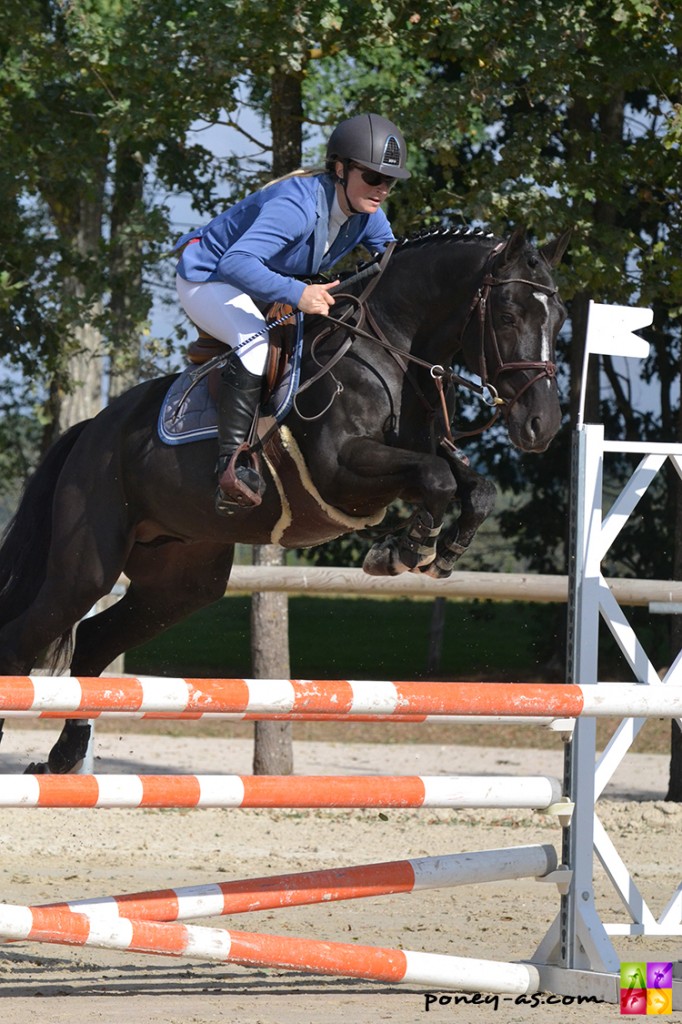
[[0, 901, 541, 994], [1, 676, 679, 718], [0, 773, 562, 809], [42, 844, 557, 922]]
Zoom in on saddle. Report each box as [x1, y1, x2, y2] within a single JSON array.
[[186, 302, 297, 404]]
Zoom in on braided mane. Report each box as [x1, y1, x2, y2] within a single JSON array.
[[393, 225, 498, 251], [345, 226, 499, 283]]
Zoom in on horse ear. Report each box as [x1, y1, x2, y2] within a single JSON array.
[[540, 228, 572, 268], [497, 225, 527, 266]]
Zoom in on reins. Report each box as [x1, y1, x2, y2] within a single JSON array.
[[289, 243, 397, 420], [176, 234, 559, 455], [302, 241, 558, 447]]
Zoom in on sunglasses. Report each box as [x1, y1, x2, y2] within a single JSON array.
[[350, 163, 397, 191]]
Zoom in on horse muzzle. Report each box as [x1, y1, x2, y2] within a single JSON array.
[[492, 361, 561, 452], [505, 388, 562, 452]]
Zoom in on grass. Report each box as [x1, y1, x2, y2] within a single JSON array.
[[113, 594, 675, 755], [124, 595, 565, 681]]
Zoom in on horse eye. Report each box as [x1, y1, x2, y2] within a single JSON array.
[[501, 313, 515, 325], [528, 256, 539, 268]]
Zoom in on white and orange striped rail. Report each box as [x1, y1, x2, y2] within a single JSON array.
[[0, 773, 563, 809], [0, 676, 680, 718], [0, 901, 541, 994], [42, 844, 557, 922], [1, 708, 558, 725]]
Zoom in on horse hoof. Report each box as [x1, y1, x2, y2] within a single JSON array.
[[362, 540, 408, 576], [420, 562, 453, 580], [23, 755, 85, 774]]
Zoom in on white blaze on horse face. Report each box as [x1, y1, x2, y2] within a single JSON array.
[[533, 291, 552, 385]]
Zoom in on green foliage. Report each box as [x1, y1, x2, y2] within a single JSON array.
[[124, 594, 564, 680], [0, 0, 243, 402]]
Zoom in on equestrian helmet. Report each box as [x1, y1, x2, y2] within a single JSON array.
[[326, 113, 410, 180]]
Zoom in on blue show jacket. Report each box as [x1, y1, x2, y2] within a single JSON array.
[[175, 173, 394, 308]]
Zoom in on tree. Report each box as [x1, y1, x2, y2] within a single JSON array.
[[302, 2, 680, 563], [0, 0, 243, 431]]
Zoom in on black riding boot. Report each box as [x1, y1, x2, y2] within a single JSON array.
[[215, 358, 266, 515]]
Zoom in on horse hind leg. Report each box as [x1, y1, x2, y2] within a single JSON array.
[[0, 555, 126, 773], [25, 721, 93, 775], [16, 575, 129, 775], [29, 541, 236, 775]]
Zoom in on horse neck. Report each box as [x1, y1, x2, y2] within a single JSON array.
[[367, 238, 495, 365]]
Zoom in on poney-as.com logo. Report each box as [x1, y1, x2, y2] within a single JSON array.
[[620, 962, 673, 1015]]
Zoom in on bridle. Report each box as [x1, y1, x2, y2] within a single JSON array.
[[460, 245, 558, 419]]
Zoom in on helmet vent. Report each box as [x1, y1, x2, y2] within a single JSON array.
[[382, 135, 401, 167]]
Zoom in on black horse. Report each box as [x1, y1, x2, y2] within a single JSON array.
[[0, 225, 569, 772]]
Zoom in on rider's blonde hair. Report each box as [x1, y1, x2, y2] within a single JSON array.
[[261, 167, 327, 189]]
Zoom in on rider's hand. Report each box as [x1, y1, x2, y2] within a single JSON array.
[[297, 281, 339, 315]]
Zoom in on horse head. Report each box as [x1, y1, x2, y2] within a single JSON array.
[[461, 226, 570, 453]]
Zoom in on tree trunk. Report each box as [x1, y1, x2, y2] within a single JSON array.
[[59, 316, 104, 428], [58, 187, 107, 430], [251, 544, 293, 775], [667, 674, 682, 801], [568, 291, 594, 425], [108, 144, 146, 399], [269, 69, 304, 178], [250, 68, 305, 774], [39, 136, 108, 432], [565, 92, 625, 427]]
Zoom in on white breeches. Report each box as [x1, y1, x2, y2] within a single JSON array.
[[176, 275, 269, 375]]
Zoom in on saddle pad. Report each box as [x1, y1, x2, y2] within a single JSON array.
[[157, 331, 304, 446]]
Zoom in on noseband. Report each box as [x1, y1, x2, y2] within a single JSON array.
[[461, 251, 558, 417]]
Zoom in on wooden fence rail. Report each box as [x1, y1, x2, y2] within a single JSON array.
[[225, 566, 682, 606]]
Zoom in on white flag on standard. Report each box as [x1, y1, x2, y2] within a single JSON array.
[[585, 300, 653, 358], [578, 301, 654, 426]]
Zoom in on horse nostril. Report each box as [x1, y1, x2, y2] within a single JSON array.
[[527, 415, 553, 450]]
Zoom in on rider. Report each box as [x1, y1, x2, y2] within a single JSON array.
[[175, 112, 410, 515]]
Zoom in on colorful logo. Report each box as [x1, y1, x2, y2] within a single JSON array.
[[620, 962, 673, 1015]]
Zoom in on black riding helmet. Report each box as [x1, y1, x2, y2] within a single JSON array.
[[326, 114, 410, 213], [326, 113, 411, 181]]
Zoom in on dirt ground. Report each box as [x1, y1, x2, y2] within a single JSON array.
[[0, 727, 681, 1024]]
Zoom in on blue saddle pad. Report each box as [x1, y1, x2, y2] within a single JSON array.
[[157, 327, 304, 447]]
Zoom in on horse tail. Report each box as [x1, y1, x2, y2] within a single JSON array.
[[0, 421, 89, 633]]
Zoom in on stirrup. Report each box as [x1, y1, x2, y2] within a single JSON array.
[[216, 445, 265, 513]]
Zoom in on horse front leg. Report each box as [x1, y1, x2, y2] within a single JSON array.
[[334, 439, 457, 577], [364, 506, 443, 576], [422, 461, 497, 579]]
